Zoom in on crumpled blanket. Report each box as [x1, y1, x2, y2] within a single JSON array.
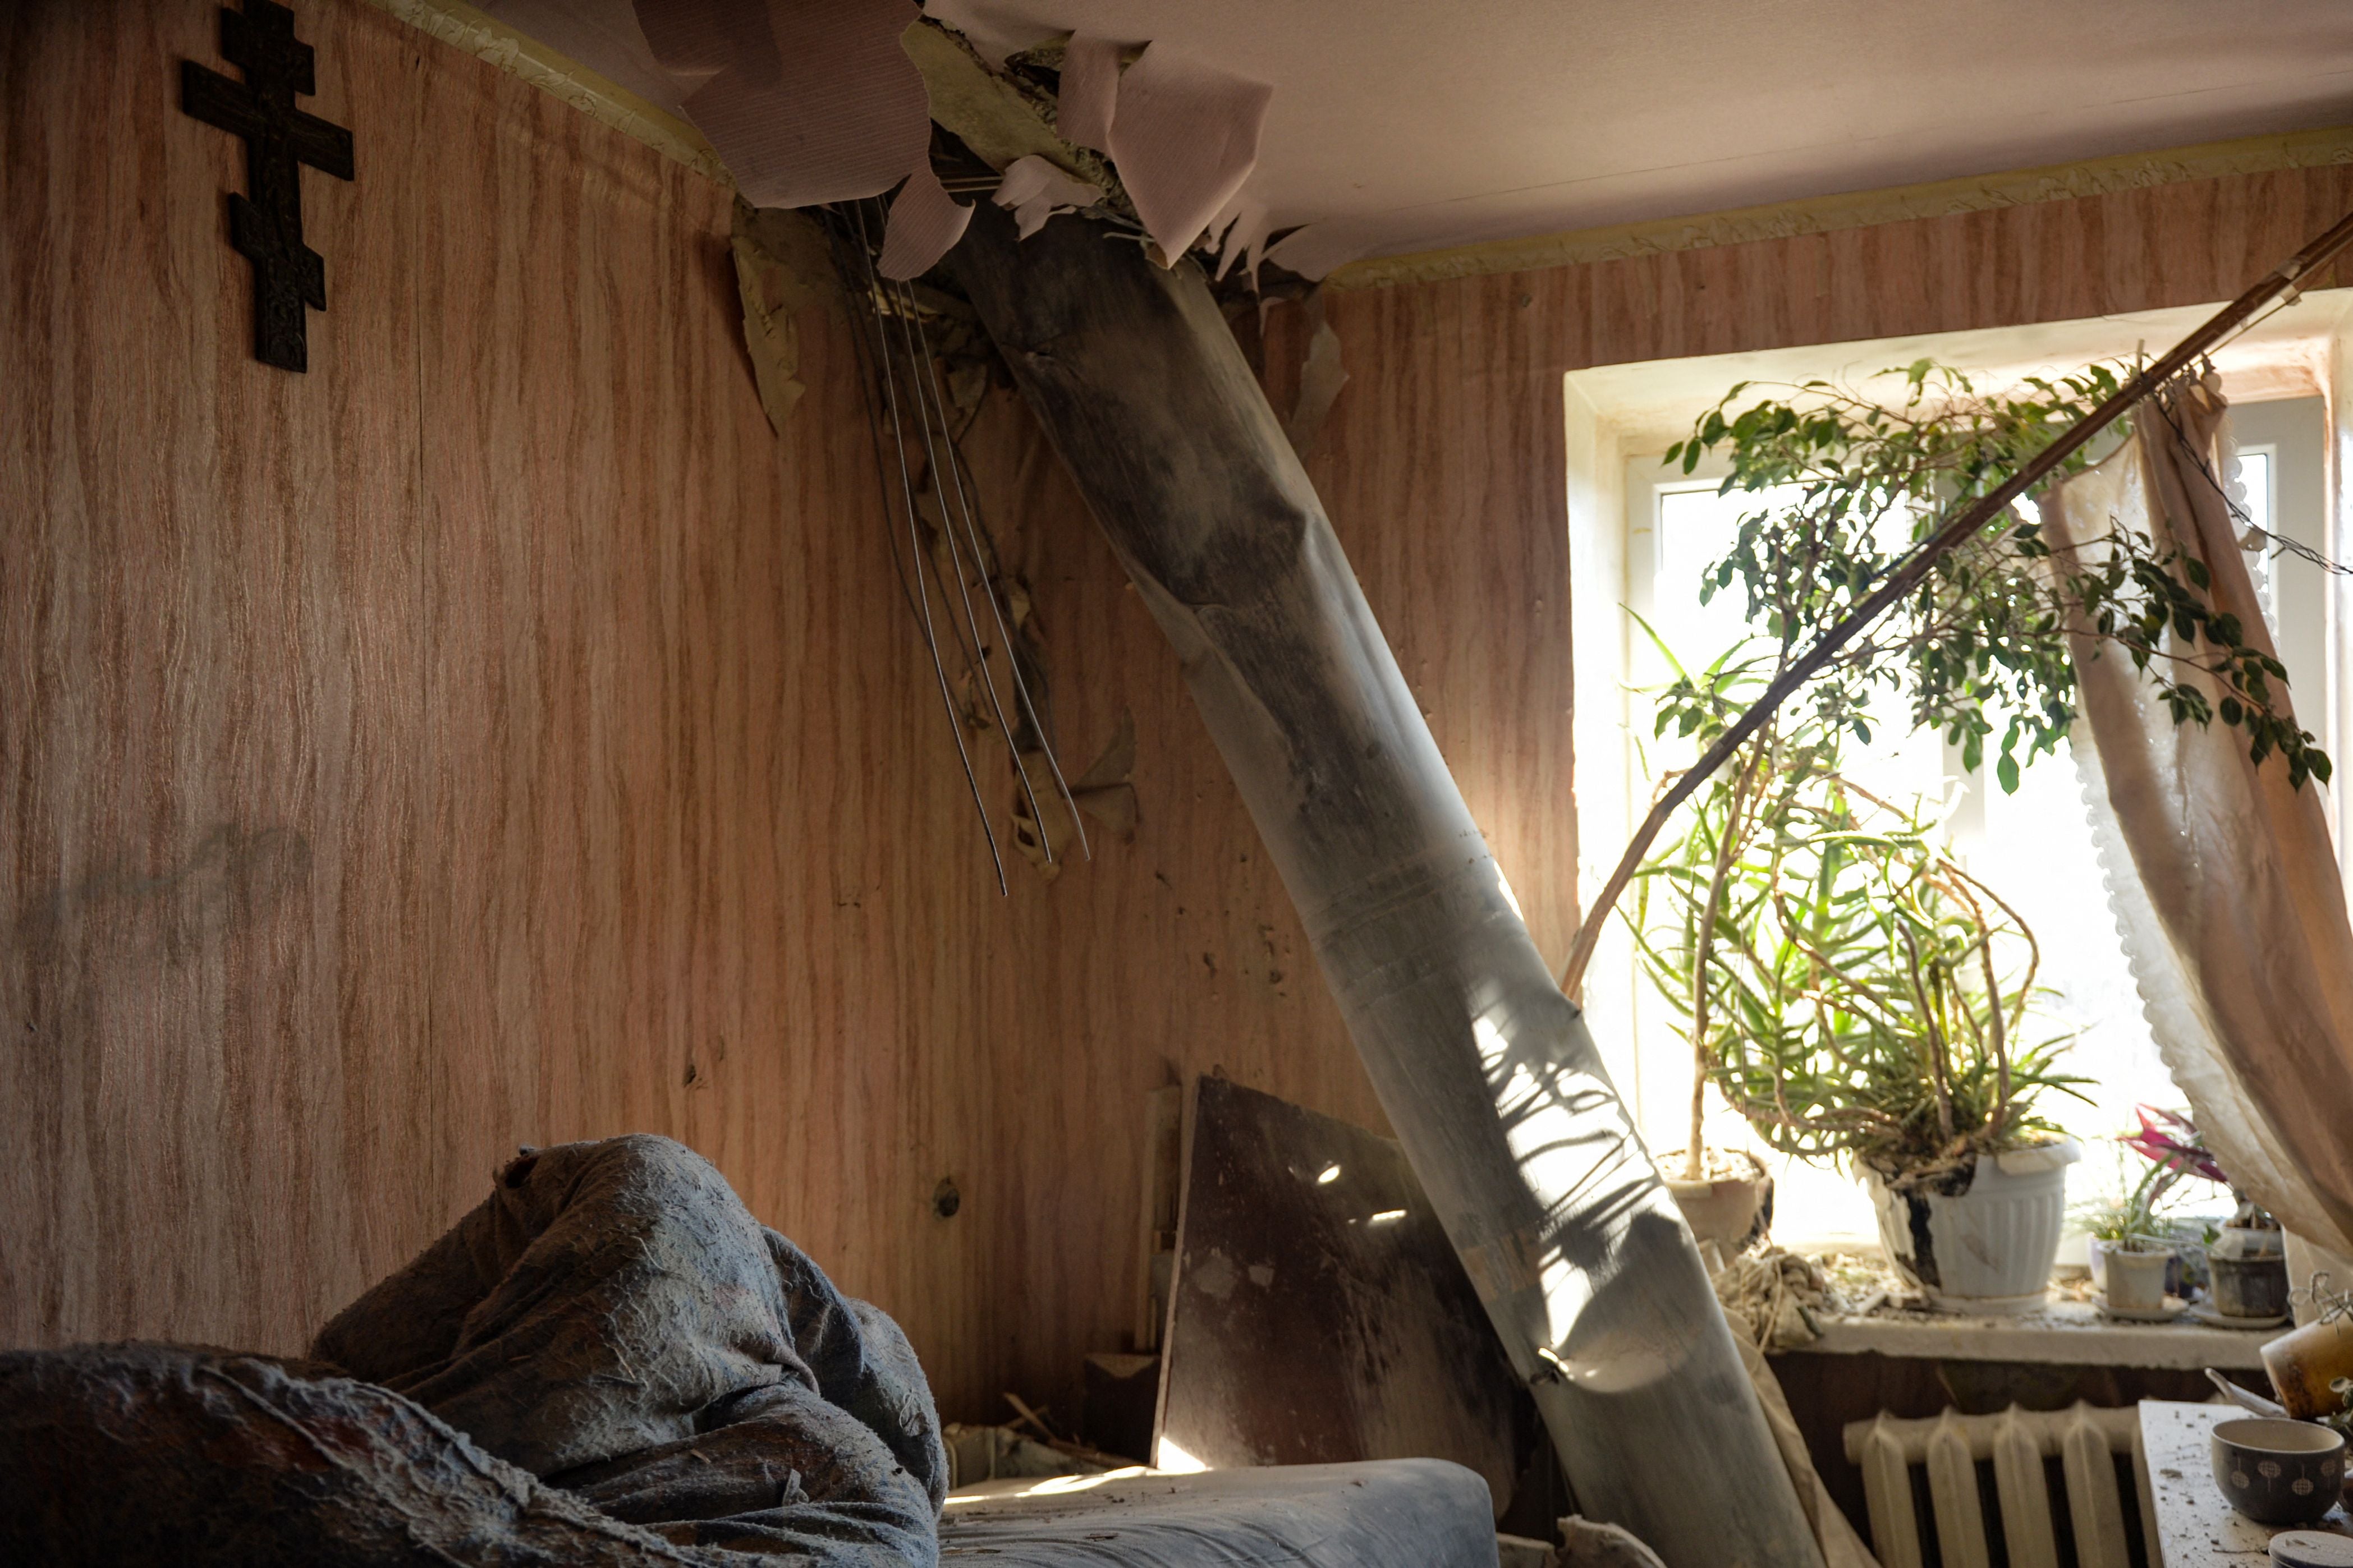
[[0, 1134, 946, 1566]]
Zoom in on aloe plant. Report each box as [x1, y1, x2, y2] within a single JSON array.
[[1627, 636, 2086, 1179]]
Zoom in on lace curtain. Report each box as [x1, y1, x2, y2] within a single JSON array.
[[2041, 380, 2353, 1274]]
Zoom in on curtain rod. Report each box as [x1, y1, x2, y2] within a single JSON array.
[[1558, 205, 2353, 999]]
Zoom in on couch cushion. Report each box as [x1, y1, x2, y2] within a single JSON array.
[[940, 1458, 1498, 1566]]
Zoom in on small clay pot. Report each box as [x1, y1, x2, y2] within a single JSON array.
[[1666, 1149, 1773, 1258], [2106, 1247, 2172, 1313], [2211, 1418, 2346, 1526], [2090, 1238, 2186, 1298]]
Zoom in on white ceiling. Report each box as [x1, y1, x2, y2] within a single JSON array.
[[490, 1, 2353, 269]]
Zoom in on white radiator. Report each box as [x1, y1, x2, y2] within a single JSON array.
[[1842, 1403, 2163, 1568]]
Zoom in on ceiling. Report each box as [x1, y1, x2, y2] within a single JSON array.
[[486, 0, 2353, 270]]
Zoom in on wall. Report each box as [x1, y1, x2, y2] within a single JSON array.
[[0, 0, 984, 1420], [0, 0, 1466, 1427], [1322, 159, 2353, 378]]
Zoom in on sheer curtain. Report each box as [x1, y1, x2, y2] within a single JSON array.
[[2041, 379, 2353, 1278]]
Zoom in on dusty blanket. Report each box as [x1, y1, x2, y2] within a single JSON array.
[[0, 1134, 945, 1566]]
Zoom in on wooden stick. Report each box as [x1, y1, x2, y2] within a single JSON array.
[[1558, 205, 2353, 999]]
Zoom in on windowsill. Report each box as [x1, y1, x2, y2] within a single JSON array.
[[1778, 1294, 2283, 1371]]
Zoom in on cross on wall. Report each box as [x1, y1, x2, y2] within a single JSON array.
[[181, 0, 354, 373]]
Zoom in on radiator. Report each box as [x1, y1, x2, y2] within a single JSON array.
[[1842, 1403, 2163, 1568]]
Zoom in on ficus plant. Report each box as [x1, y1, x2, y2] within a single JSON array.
[[1627, 634, 2086, 1181], [1664, 362, 2332, 793]]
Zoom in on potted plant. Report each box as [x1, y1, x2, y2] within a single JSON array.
[[2119, 1106, 2290, 1318], [1630, 643, 2086, 1303], [1628, 358, 2351, 1301], [2075, 1114, 2207, 1300], [2076, 1193, 2169, 1301], [1626, 640, 1788, 1258]]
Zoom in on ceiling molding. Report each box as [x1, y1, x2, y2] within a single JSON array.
[[360, 0, 729, 187], [357, 2, 2352, 300], [1327, 125, 2353, 292]]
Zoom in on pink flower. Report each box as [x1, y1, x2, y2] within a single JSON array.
[[2121, 1105, 2228, 1186]]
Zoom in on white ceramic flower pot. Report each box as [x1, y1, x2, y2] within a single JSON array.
[[1864, 1139, 2080, 1312]]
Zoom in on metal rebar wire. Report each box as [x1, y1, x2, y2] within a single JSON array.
[[894, 272, 1091, 860], [832, 213, 935, 636], [877, 266, 1057, 861], [851, 201, 1007, 894]]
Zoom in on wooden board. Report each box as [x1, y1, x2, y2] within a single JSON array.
[[1154, 1077, 1535, 1518]]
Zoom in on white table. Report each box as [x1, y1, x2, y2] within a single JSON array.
[[2140, 1400, 2351, 1567]]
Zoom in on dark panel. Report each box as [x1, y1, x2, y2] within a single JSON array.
[[1156, 1077, 1536, 1518]]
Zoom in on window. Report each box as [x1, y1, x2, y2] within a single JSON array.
[[1597, 392, 2331, 1248]]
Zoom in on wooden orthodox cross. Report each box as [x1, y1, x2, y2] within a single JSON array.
[[181, 0, 354, 372]]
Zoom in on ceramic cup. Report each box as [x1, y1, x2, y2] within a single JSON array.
[[2212, 1418, 2347, 1526]]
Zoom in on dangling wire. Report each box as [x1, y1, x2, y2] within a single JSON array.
[[832, 191, 1096, 888], [892, 269, 1090, 861], [2148, 379, 2353, 578], [849, 200, 1007, 894], [875, 263, 1057, 861]]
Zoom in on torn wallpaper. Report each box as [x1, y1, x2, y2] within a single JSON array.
[[993, 155, 1104, 239], [1097, 43, 1273, 264], [632, 0, 930, 210], [1055, 33, 1123, 152], [457, 2, 1288, 287]]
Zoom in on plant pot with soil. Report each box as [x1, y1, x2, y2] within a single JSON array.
[[2074, 1112, 2227, 1301], [1864, 1138, 2081, 1308], [2210, 1211, 2290, 1319], [1664, 1147, 1774, 1259]]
